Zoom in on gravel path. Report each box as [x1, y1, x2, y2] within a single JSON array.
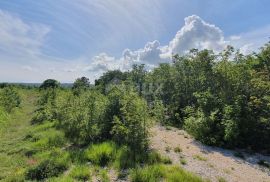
[[150, 125, 270, 182]]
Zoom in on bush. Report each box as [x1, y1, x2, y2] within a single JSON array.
[[32, 89, 57, 124], [26, 150, 70, 180], [110, 89, 150, 156], [57, 91, 108, 144], [130, 164, 203, 182], [0, 87, 21, 113], [84, 142, 117, 166]]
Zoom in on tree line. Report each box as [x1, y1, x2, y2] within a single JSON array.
[[32, 42, 270, 153]]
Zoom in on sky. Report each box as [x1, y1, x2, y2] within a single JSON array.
[[0, 0, 269, 83]]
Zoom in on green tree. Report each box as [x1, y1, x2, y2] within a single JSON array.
[[0, 87, 21, 113], [40, 79, 60, 90], [110, 89, 149, 160], [72, 77, 90, 95]]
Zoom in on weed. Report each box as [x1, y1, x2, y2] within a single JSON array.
[[217, 176, 227, 182], [174, 146, 182, 153], [193, 155, 207, 161], [165, 146, 171, 152], [180, 158, 187, 165]]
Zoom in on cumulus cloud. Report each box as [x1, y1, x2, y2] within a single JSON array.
[[85, 15, 228, 73], [167, 15, 227, 55]]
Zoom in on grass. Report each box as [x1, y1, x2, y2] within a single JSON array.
[[85, 142, 117, 166], [99, 169, 110, 182], [217, 176, 227, 182], [180, 158, 187, 165], [25, 149, 70, 180], [0, 89, 38, 180], [193, 154, 207, 161], [69, 165, 91, 181], [130, 164, 204, 182], [174, 146, 182, 153], [165, 146, 171, 152]]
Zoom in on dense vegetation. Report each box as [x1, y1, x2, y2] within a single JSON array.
[[93, 43, 270, 152], [0, 42, 269, 181]]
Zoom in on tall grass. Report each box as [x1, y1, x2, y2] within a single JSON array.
[[130, 164, 204, 182], [85, 142, 117, 166]]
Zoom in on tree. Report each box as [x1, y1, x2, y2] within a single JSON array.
[[0, 87, 21, 113], [57, 91, 108, 144], [72, 77, 90, 95], [95, 70, 128, 94], [110, 89, 149, 159], [40, 79, 60, 90]]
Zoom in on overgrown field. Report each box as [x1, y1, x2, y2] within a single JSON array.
[[0, 87, 204, 181]]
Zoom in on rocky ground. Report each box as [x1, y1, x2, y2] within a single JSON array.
[[150, 125, 270, 182]]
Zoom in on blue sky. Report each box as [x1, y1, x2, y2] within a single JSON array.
[[0, 0, 269, 82]]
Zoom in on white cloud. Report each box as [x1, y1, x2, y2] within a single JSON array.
[[229, 25, 270, 54], [168, 15, 227, 55], [0, 10, 50, 59], [85, 15, 228, 73]]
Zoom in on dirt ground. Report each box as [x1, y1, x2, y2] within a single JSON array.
[[150, 125, 270, 182]]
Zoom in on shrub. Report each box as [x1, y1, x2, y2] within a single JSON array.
[[58, 91, 108, 144], [110, 88, 150, 156], [85, 142, 117, 166], [69, 165, 91, 181], [0, 87, 21, 113], [26, 150, 70, 180]]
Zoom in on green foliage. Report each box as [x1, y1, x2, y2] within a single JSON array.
[[57, 90, 108, 144], [151, 99, 166, 124], [0, 87, 21, 113], [69, 165, 91, 181], [72, 76, 90, 95], [0, 107, 9, 131], [95, 70, 129, 94], [180, 158, 187, 165], [99, 169, 110, 182], [26, 150, 70, 180], [32, 89, 58, 124], [110, 89, 150, 154], [174, 146, 182, 153], [130, 164, 204, 182], [39, 79, 60, 90], [85, 142, 117, 166]]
